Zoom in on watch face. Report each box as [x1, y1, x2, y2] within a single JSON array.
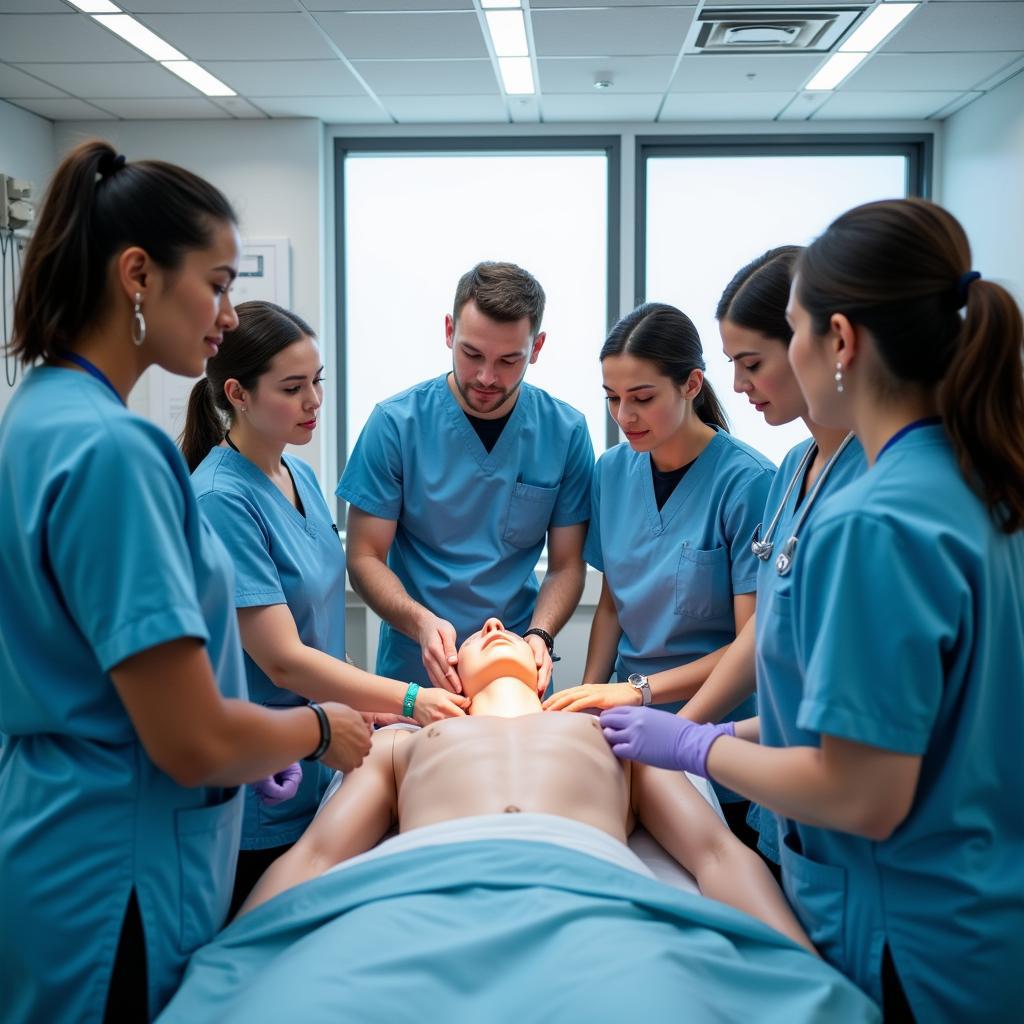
[[627, 674, 644, 687]]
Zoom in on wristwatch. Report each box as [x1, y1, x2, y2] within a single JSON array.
[[627, 673, 653, 707]]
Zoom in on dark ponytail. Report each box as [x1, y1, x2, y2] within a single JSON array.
[[12, 139, 236, 364], [601, 302, 729, 432], [179, 300, 316, 472], [797, 197, 1024, 533], [716, 245, 802, 344]]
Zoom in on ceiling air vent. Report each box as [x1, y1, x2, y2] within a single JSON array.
[[686, 6, 867, 54]]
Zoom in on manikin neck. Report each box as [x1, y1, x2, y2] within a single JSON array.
[[468, 676, 542, 718]]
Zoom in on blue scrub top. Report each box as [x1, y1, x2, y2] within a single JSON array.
[[0, 367, 247, 1023], [192, 449, 343, 849], [584, 429, 774, 802], [750, 436, 866, 862], [779, 425, 1024, 1017], [338, 374, 594, 684]]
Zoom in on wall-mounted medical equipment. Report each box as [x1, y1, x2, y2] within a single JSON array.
[[2, 173, 34, 388]]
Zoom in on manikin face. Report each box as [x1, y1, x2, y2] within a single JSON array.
[[445, 300, 544, 418], [601, 352, 697, 455], [241, 335, 324, 447], [720, 319, 807, 427], [457, 618, 539, 700], [142, 219, 241, 379]]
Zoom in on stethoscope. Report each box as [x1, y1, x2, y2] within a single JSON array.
[[751, 432, 856, 577]]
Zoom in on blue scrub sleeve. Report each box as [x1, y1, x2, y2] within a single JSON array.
[[724, 468, 774, 593], [582, 462, 604, 571], [794, 515, 945, 755], [196, 490, 285, 609], [48, 428, 209, 672], [550, 420, 595, 528], [336, 405, 403, 520]]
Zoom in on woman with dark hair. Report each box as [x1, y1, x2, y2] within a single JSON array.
[[0, 142, 371, 1023], [183, 300, 469, 913], [600, 199, 1024, 1020], [545, 302, 775, 840]]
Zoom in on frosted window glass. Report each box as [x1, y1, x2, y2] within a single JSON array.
[[344, 153, 608, 458], [645, 154, 907, 466]]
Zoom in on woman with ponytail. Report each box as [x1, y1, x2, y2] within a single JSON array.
[[0, 141, 371, 1023], [544, 302, 776, 839], [183, 301, 468, 914], [599, 199, 1024, 1020]]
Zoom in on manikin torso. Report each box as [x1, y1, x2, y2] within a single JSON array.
[[392, 627, 634, 843]]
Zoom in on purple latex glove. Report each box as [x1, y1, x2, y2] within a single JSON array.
[[254, 762, 303, 806], [600, 706, 736, 777]]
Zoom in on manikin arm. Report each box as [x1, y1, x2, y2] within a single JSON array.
[[237, 729, 401, 917], [630, 762, 815, 955]]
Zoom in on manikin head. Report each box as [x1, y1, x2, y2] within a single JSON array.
[[457, 618, 540, 711]]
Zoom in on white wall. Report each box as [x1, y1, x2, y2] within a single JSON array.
[[0, 99, 55, 418], [52, 118, 329, 482], [940, 72, 1024, 302]]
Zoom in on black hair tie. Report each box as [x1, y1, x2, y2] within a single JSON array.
[[97, 152, 127, 179], [956, 270, 981, 309]]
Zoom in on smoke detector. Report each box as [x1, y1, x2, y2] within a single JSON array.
[[686, 6, 867, 54]]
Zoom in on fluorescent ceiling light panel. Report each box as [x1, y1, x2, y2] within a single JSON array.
[[67, 1, 121, 12], [840, 3, 917, 53], [481, 0, 521, 7], [162, 60, 236, 97], [486, 10, 529, 57], [92, 14, 186, 61], [806, 50, 868, 90], [498, 56, 534, 95]]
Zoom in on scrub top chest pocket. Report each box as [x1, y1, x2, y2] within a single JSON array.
[[675, 542, 731, 620], [503, 481, 558, 549]]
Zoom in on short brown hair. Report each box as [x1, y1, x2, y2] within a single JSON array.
[[453, 261, 546, 336]]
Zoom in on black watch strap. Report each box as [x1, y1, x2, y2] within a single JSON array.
[[522, 627, 555, 654], [307, 703, 331, 761]]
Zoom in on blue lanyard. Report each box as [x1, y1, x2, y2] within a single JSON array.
[[54, 348, 125, 406], [877, 416, 942, 462]]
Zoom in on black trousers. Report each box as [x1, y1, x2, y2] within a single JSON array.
[[882, 945, 916, 1022], [228, 842, 294, 921], [103, 890, 148, 1024]]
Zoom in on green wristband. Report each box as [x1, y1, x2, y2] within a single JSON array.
[[402, 683, 420, 718]]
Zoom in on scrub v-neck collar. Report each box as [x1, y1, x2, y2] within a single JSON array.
[[637, 429, 726, 536], [442, 373, 528, 473], [220, 447, 313, 532]]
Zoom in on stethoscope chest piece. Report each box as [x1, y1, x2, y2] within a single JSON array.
[[775, 537, 798, 576]]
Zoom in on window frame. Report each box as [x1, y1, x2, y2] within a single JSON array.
[[332, 134, 622, 482]]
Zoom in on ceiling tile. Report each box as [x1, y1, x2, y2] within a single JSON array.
[[659, 90, 791, 120], [531, 0, 692, 5], [308, 0, 473, 9], [509, 94, 540, 121], [354, 59, 497, 95], [842, 51, 1024, 91], [0, 63, 67, 98], [670, 53, 823, 92], [17, 62, 197, 98], [385, 93, 507, 122], [0, 14, 146, 62], [776, 90, 832, 120], [123, 1, 298, 10], [209, 96, 268, 118], [255, 94, 390, 121], [316, 12, 488, 59], [203, 60, 367, 97], [812, 90, 964, 119], [931, 91, 984, 119], [537, 56, 676, 93], [0, 1, 69, 10], [8, 96, 117, 120], [93, 97, 229, 119], [541, 92, 662, 120], [136, 13, 338, 60], [879, 2, 1024, 53], [532, 8, 696, 57]]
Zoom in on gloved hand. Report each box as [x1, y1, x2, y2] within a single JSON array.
[[599, 706, 735, 777], [254, 762, 303, 806]]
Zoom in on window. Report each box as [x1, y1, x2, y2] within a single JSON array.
[[639, 136, 929, 466], [338, 139, 618, 466]]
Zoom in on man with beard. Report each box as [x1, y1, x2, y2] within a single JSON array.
[[338, 262, 593, 697]]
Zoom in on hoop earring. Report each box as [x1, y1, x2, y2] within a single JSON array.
[[131, 292, 146, 347], [834, 361, 844, 394]]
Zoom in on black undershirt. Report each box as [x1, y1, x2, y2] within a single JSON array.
[[466, 409, 513, 453], [651, 458, 694, 510]]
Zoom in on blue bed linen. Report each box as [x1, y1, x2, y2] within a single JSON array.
[[160, 839, 879, 1023]]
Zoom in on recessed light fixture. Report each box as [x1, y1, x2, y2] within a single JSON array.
[[840, 3, 917, 53], [162, 61, 236, 98], [66, 0, 121, 12], [92, 14, 186, 62], [481, 0, 521, 7], [498, 56, 535, 95], [486, 10, 529, 58], [806, 51, 868, 91]]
